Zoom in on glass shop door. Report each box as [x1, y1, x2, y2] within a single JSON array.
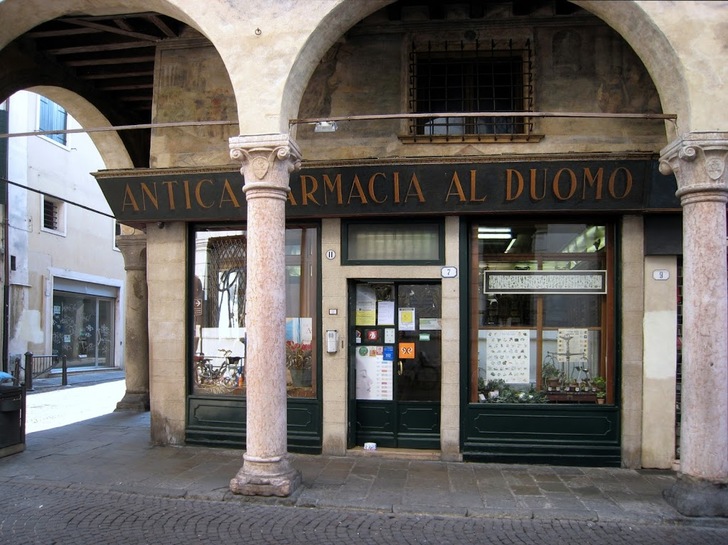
[[348, 281, 441, 449]]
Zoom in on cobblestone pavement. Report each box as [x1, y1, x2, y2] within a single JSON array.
[[2, 480, 728, 545], [2, 374, 728, 544]]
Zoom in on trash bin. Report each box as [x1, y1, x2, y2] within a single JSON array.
[[0, 383, 25, 457]]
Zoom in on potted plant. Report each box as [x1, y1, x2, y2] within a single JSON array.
[[285, 341, 312, 387], [542, 361, 563, 390], [592, 376, 607, 404]]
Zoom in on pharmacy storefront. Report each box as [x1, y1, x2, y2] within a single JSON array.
[[97, 154, 678, 465]]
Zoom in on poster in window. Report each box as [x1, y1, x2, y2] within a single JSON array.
[[556, 328, 588, 363], [355, 285, 377, 326], [484, 329, 530, 383], [398, 307, 416, 331], [377, 300, 395, 325], [355, 345, 393, 400]]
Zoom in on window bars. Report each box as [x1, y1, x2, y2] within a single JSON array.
[[409, 39, 533, 140]]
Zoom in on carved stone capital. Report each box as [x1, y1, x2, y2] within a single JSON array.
[[229, 134, 302, 200], [115, 233, 148, 272], [659, 132, 728, 206]]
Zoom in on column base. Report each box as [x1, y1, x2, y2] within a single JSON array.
[[229, 455, 302, 497], [664, 474, 728, 517], [114, 391, 150, 412]]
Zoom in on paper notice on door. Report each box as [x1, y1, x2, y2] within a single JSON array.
[[355, 285, 377, 326], [377, 300, 395, 325], [419, 318, 441, 331], [398, 307, 416, 331]]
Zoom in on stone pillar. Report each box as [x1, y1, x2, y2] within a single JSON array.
[[114, 233, 150, 411], [228, 134, 302, 497], [659, 132, 728, 516]]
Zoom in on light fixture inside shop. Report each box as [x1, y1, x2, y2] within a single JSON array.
[[477, 227, 512, 240], [314, 121, 338, 133]]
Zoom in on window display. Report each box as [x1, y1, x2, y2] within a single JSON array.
[[52, 292, 114, 367], [471, 222, 613, 404], [191, 225, 318, 398]]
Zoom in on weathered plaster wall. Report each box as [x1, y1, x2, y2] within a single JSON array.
[[642, 255, 677, 469], [296, 12, 666, 161], [150, 36, 238, 168], [146, 221, 187, 445], [620, 215, 645, 468]]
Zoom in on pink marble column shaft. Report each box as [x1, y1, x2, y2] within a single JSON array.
[[228, 134, 302, 497], [660, 133, 728, 516]]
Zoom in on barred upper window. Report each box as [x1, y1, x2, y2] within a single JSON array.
[[43, 197, 64, 233], [408, 39, 534, 141]]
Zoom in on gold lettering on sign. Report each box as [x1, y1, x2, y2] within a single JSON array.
[[369, 172, 387, 204], [324, 174, 343, 205], [405, 173, 425, 202], [608, 167, 632, 199], [183, 180, 193, 209], [348, 175, 367, 204], [300, 175, 320, 205], [506, 166, 634, 203], [140, 182, 159, 210], [446, 172, 467, 202], [506, 169, 524, 201], [219, 179, 241, 208], [552, 168, 577, 201], [529, 169, 546, 201], [107, 162, 643, 220], [582, 168, 604, 200], [162, 181, 177, 210], [122, 184, 140, 211], [393, 172, 401, 203], [195, 179, 214, 209], [470, 170, 486, 202]]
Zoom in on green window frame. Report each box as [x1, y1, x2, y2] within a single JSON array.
[[342, 220, 444, 265]]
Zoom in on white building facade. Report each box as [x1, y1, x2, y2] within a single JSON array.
[[3, 91, 125, 373]]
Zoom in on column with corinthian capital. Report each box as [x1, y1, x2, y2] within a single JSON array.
[[228, 134, 302, 497], [114, 233, 150, 411], [659, 132, 728, 517]]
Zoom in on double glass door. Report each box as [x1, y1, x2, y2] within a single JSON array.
[[52, 292, 114, 366], [349, 281, 441, 449]]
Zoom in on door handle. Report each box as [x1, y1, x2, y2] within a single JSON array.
[[398, 361, 403, 376]]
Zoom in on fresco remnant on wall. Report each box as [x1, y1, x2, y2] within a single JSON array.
[[151, 39, 238, 168]]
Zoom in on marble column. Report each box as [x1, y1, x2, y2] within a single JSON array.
[[228, 134, 302, 497], [114, 233, 150, 411], [659, 132, 728, 517]]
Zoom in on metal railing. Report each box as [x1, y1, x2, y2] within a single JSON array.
[[17, 352, 68, 390]]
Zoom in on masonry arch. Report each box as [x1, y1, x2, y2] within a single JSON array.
[[574, 1, 690, 138], [281, 0, 390, 137], [0, 0, 240, 166], [27, 86, 133, 171], [282, 0, 692, 146]]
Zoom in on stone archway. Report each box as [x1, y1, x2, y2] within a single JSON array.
[[28, 86, 133, 170]]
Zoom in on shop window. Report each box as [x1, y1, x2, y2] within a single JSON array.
[[344, 221, 443, 264], [408, 39, 533, 141], [191, 225, 318, 398], [471, 222, 614, 405], [39, 96, 67, 146], [52, 292, 115, 367]]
